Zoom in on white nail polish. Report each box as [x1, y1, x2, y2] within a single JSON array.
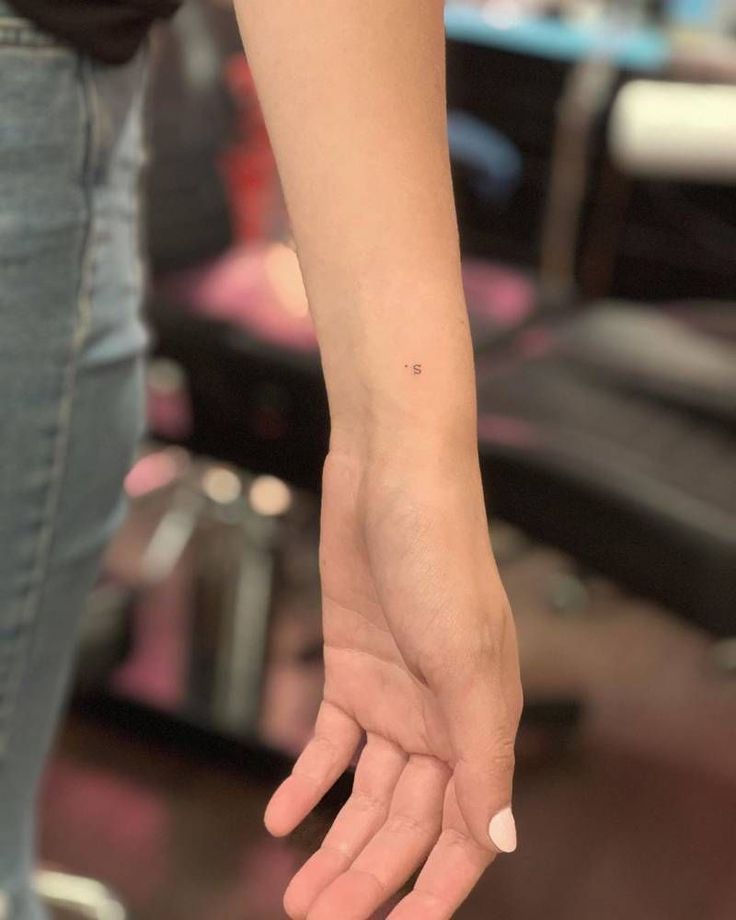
[[489, 805, 517, 853]]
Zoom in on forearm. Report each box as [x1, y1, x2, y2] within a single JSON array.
[[234, 0, 478, 465]]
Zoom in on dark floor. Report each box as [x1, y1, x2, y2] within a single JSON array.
[[39, 523, 736, 920]]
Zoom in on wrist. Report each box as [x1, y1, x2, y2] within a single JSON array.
[[326, 414, 485, 526], [317, 286, 479, 467], [329, 407, 478, 477], [327, 364, 479, 472]]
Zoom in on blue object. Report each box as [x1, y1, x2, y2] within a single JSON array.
[[447, 109, 522, 203], [667, 0, 719, 26], [444, 7, 670, 72]]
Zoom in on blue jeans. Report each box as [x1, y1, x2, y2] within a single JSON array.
[[0, 4, 147, 915]]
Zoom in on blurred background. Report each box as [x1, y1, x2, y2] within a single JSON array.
[[37, 1, 736, 918]]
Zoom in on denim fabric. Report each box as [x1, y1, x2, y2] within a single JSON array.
[[0, 3, 148, 915]]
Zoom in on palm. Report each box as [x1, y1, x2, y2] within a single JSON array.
[[265, 452, 520, 920], [321, 564, 452, 767]]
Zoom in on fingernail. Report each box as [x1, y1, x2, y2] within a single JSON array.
[[489, 805, 517, 853]]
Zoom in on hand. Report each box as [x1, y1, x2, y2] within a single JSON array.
[[265, 447, 523, 919]]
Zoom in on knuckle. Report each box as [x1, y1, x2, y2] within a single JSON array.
[[356, 868, 389, 897], [441, 827, 493, 861], [350, 789, 386, 816], [442, 827, 472, 850], [384, 812, 431, 837], [490, 734, 517, 774], [312, 733, 340, 757]]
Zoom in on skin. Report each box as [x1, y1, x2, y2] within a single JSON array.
[[234, 2, 524, 918]]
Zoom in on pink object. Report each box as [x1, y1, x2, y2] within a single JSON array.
[[124, 450, 186, 500], [462, 258, 536, 328], [146, 387, 193, 442], [477, 414, 536, 448], [41, 761, 169, 904], [163, 241, 318, 351], [111, 566, 192, 710]]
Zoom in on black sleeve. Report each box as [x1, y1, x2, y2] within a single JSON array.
[[7, 0, 181, 64]]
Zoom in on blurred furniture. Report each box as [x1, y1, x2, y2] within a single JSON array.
[[580, 75, 736, 297], [445, 4, 736, 301], [475, 300, 736, 637], [445, 5, 668, 275]]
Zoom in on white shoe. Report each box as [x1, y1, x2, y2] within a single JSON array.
[[34, 870, 126, 920]]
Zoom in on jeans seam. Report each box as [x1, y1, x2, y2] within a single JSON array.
[[75, 58, 100, 344]]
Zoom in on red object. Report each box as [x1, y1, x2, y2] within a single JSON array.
[[220, 57, 284, 243]]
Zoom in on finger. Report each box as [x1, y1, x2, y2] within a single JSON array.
[[307, 754, 450, 920], [265, 701, 362, 837], [451, 680, 518, 854], [284, 735, 407, 919], [435, 623, 521, 854], [386, 780, 494, 920]]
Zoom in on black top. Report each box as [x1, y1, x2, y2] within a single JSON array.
[[8, 0, 181, 64]]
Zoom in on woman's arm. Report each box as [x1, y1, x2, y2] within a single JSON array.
[[233, 3, 522, 919], [233, 0, 476, 458]]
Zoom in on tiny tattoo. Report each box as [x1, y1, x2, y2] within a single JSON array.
[[404, 364, 422, 375]]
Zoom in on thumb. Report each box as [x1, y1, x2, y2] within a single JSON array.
[[437, 652, 521, 855]]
